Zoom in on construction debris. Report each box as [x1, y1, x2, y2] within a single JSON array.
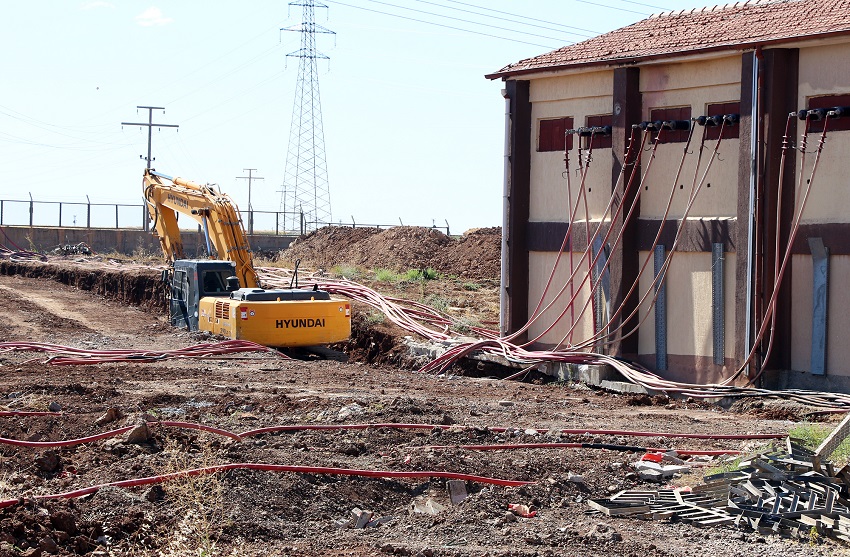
[[589, 440, 850, 542], [446, 480, 468, 505]]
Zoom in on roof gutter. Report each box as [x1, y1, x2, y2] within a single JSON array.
[[485, 29, 850, 80]]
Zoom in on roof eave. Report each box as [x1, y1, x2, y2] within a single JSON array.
[[485, 29, 850, 81]]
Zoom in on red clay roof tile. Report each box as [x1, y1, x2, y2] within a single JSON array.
[[487, 0, 850, 79]]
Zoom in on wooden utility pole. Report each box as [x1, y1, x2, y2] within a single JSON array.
[[236, 169, 264, 235], [122, 106, 179, 231]]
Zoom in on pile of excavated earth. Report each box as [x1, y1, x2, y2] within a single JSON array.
[[0, 226, 846, 557], [281, 226, 502, 282]]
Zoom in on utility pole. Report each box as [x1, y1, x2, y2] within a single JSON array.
[[236, 169, 264, 235], [122, 106, 179, 231]]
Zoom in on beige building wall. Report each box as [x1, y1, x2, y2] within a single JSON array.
[[528, 251, 596, 346], [796, 43, 850, 223], [786, 43, 850, 376], [639, 57, 742, 220], [529, 71, 614, 223], [637, 250, 737, 362]]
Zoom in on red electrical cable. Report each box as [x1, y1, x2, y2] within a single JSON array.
[[0, 339, 281, 366], [0, 463, 532, 509], [0, 421, 243, 448], [560, 124, 701, 350], [415, 442, 741, 456], [0, 411, 62, 417], [506, 128, 643, 344], [519, 131, 659, 348], [238, 422, 785, 441]]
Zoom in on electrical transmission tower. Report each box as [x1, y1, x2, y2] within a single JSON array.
[[280, 0, 335, 233]]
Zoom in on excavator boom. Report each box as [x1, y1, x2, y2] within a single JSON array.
[[143, 169, 259, 288]]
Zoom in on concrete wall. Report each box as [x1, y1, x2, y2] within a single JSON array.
[[0, 226, 295, 257]]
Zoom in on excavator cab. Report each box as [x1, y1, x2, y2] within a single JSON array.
[[167, 260, 237, 330]]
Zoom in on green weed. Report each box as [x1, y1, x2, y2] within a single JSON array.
[[374, 268, 400, 282], [789, 422, 850, 464], [424, 294, 450, 313], [330, 264, 361, 279], [365, 311, 385, 325], [403, 268, 440, 281]]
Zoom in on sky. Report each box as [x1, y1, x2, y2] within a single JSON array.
[[0, 0, 698, 234]]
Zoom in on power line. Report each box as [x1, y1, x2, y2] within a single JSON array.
[[575, 0, 650, 17], [615, 0, 668, 9], [443, 0, 602, 35], [359, 0, 580, 42], [326, 1, 559, 49], [411, 0, 596, 38]]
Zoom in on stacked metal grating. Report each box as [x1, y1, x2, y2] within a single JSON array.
[[588, 439, 850, 541]]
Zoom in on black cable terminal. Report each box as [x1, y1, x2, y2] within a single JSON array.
[[638, 121, 663, 131], [576, 125, 613, 137], [723, 113, 740, 125], [827, 106, 850, 118], [661, 119, 690, 131], [696, 115, 723, 127], [809, 108, 827, 121]]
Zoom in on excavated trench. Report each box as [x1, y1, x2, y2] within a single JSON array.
[[0, 259, 401, 365], [0, 261, 166, 312]]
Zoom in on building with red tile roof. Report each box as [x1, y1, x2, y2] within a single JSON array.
[[489, 0, 850, 390], [488, 0, 850, 78]]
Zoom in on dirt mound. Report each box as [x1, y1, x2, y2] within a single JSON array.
[[281, 226, 502, 281], [431, 226, 501, 281]]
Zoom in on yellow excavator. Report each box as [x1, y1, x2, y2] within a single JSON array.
[[143, 168, 351, 347]]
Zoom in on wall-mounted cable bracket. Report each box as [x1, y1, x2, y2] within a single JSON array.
[[809, 237, 829, 376], [654, 245, 667, 371]]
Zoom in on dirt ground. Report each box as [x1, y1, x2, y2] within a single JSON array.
[[0, 230, 846, 556]]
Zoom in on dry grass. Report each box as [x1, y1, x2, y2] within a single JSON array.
[[158, 439, 227, 557]]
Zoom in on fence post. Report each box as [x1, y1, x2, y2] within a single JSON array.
[[351, 216, 355, 229], [1, 200, 4, 226], [300, 211, 305, 236], [58, 202, 62, 227], [445, 219, 450, 237], [115, 205, 119, 229], [28, 193, 33, 227], [86, 196, 91, 228]]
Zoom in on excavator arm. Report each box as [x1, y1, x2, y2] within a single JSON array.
[[143, 169, 260, 289]]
